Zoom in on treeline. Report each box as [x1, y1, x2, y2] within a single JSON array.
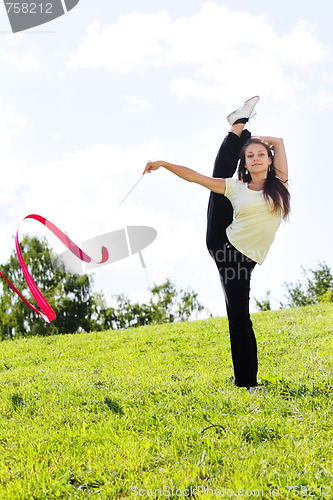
[[0, 236, 204, 339], [255, 262, 333, 311], [2, 236, 331, 339]]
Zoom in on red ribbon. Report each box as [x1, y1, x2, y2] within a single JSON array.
[[0, 214, 109, 323]]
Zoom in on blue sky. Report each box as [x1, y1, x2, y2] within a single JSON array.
[[0, 1, 332, 318]]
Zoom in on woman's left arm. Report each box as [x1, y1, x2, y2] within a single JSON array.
[[256, 136, 288, 183]]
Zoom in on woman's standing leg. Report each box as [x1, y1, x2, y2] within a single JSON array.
[[218, 247, 257, 387]]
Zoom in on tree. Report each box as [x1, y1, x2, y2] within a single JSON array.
[[0, 235, 96, 338], [98, 279, 205, 330], [0, 237, 206, 338], [254, 291, 271, 312], [283, 262, 333, 308]]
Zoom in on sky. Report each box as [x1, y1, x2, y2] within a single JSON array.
[[0, 0, 332, 319]]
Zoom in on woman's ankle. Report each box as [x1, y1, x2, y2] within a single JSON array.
[[230, 123, 245, 137]]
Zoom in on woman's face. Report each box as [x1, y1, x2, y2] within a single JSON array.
[[245, 143, 272, 176]]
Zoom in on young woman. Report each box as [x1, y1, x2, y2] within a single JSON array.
[[143, 96, 290, 394]]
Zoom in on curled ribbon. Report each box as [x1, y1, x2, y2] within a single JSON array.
[[0, 214, 109, 323]]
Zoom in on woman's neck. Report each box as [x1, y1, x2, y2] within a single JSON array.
[[248, 173, 266, 190]]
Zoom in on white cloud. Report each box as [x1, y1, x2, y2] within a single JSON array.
[[69, 2, 328, 104], [123, 95, 151, 113], [0, 101, 29, 261], [275, 22, 327, 68], [69, 13, 171, 73], [0, 48, 39, 70], [0, 102, 27, 190], [0, 106, 26, 139], [313, 88, 333, 107]]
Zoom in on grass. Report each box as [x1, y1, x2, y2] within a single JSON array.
[[0, 303, 332, 499]]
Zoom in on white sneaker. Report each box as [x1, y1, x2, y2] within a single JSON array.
[[227, 96, 260, 125], [247, 386, 258, 394]]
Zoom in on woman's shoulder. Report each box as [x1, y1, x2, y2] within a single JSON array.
[[226, 178, 245, 185], [224, 178, 246, 197], [225, 178, 246, 189]]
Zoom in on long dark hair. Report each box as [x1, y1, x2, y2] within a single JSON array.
[[238, 138, 290, 219]]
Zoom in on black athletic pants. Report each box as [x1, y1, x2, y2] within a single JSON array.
[[206, 130, 258, 387]]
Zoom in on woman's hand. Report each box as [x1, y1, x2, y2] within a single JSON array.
[[254, 136, 282, 150], [143, 161, 165, 175]]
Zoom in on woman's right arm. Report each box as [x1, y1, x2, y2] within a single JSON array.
[[143, 160, 226, 194]]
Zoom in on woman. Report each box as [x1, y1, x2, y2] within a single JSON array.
[[143, 96, 290, 394]]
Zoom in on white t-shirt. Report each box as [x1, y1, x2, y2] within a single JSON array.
[[224, 178, 282, 265]]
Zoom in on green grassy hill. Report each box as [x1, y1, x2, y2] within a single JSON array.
[[0, 304, 332, 499]]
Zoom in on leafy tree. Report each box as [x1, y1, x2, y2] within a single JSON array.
[[0, 235, 96, 339], [283, 262, 333, 308], [98, 279, 205, 330], [0, 237, 206, 338], [254, 291, 271, 312]]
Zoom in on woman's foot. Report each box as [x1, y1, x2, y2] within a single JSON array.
[[227, 96, 260, 125]]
